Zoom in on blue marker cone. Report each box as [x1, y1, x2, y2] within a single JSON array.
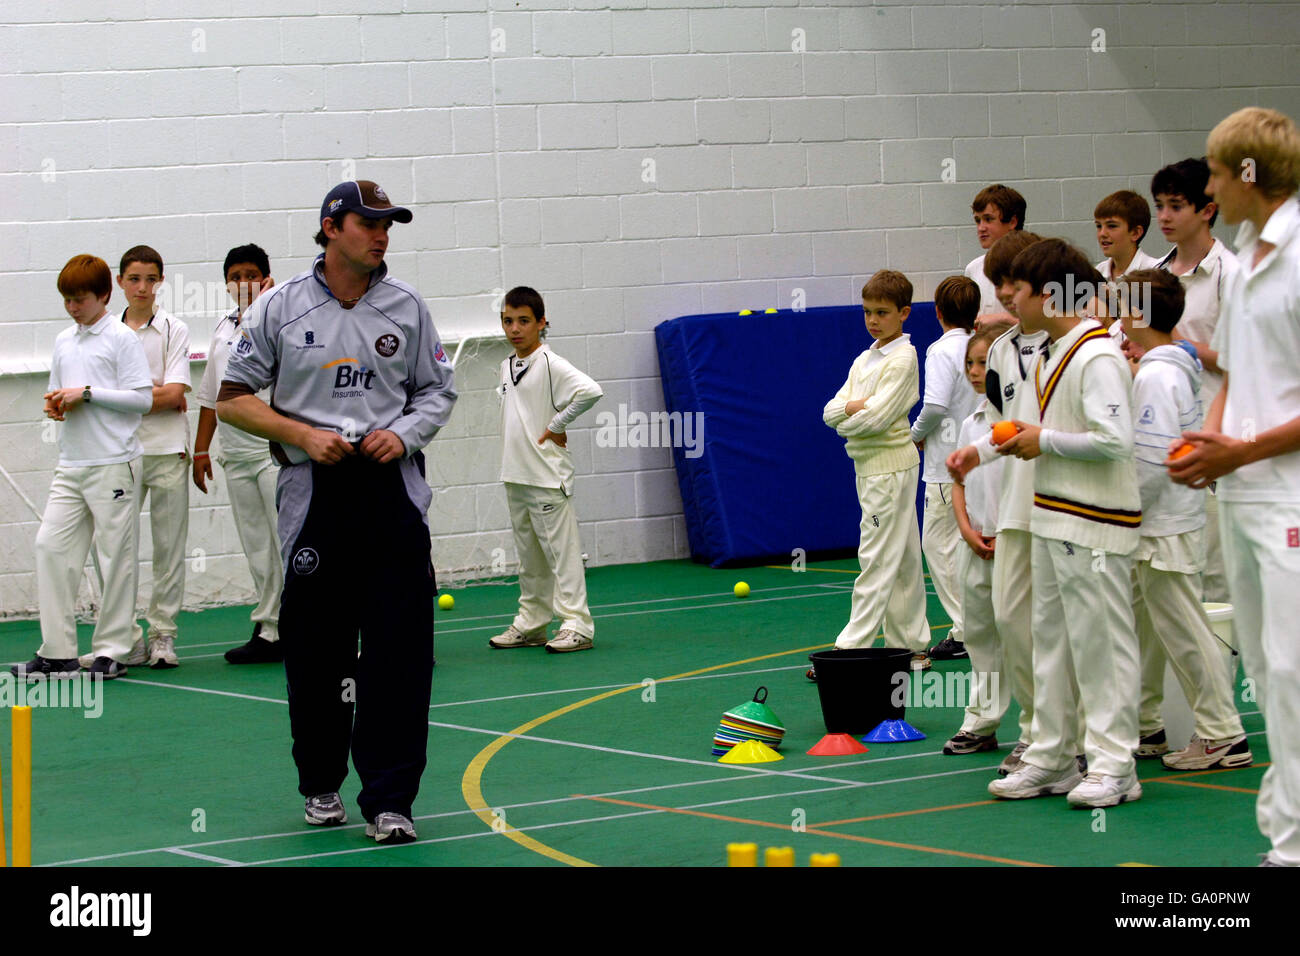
[[862, 719, 925, 743]]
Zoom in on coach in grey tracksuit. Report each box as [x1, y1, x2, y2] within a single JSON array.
[[218, 181, 456, 840]]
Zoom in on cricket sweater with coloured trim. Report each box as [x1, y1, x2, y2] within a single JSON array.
[[1029, 319, 1141, 555]]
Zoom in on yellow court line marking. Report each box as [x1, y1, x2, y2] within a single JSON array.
[[581, 795, 1050, 867], [811, 799, 997, 828], [460, 642, 832, 867], [1151, 779, 1259, 795], [763, 565, 859, 574], [1119, 862, 1157, 867]]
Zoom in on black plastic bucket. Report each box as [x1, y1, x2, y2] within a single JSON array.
[[809, 648, 913, 734]]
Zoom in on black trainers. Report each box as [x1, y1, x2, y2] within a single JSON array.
[[929, 636, 968, 660], [225, 624, 285, 664], [1135, 729, 1168, 758], [87, 657, 127, 680], [10, 655, 81, 680], [943, 731, 998, 755]]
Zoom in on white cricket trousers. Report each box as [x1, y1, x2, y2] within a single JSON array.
[[835, 465, 928, 652], [506, 482, 594, 639], [222, 454, 282, 641], [991, 529, 1037, 743], [1203, 488, 1229, 604], [1024, 537, 1139, 779], [922, 481, 964, 644], [1220, 501, 1300, 866], [36, 460, 141, 661], [1134, 558, 1243, 742], [133, 452, 189, 639], [957, 543, 1008, 736]]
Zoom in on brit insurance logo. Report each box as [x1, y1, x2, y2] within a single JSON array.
[[292, 548, 320, 575], [322, 357, 377, 398]]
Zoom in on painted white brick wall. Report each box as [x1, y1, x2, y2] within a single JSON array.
[[1, 1, 1297, 619]]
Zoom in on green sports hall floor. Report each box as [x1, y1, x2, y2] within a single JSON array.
[[0, 557, 1270, 868]]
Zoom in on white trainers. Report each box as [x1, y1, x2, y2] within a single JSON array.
[[988, 762, 1082, 799], [148, 634, 180, 669], [546, 629, 594, 653], [304, 793, 347, 826], [488, 625, 548, 649], [998, 741, 1029, 776], [1161, 735, 1253, 771], [366, 811, 417, 843], [1067, 771, 1142, 808], [80, 635, 148, 670]]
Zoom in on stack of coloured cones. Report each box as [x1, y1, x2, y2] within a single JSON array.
[[711, 687, 786, 756]]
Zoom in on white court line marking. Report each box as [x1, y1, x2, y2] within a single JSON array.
[[164, 847, 241, 865]]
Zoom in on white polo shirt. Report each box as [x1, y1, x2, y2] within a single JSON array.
[[1156, 238, 1240, 411], [48, 311, 153, 466], [913, 327, 978, 484], [964, 255, 1001, 316], [1211, 197, 1300, 503], [123, 307, 191, 455], [196, 309, 273, 462], [1096, 247, 1163, 280]]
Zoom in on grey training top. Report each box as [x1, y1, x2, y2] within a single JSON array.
[[221, 254, 457, 464]]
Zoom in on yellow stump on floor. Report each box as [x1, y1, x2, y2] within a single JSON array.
[[765, 846, 795, 867], [0, 727, 7, 867], [727, 842, 758, 867], [809, 853, 841, 867], [11, 706, 31, 868]]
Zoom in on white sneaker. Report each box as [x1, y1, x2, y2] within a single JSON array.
[[366, 811, 417, 843], [488, 625, 548, 649], [148, 634, 179, 669], [546, 629, 594, 653], [81, 636, 148, 670], [1067, 771, 1142, 808], [998, 741, 1029, 776], [988, 762, 1082, 800], [1161, 735, 1253, 771]]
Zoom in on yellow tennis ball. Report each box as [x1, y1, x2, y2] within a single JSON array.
[[734, 581, 750, 598], [438, 593, 454, 610]]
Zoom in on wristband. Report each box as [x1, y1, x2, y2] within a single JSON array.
[[193, 452, 210, 459]]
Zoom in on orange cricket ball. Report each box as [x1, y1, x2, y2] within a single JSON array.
[[991, 420, 1021, 445], [1169, 442, 1195, 460]]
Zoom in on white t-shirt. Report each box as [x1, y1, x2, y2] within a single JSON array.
[[124, 308, 191, 455], [1212, 197, 1300, 503], [48, 312, 153, 466], [913, 328, 978, 485], [499, 344, 603, 494], [196, 309, 274, 462], [1156, 238, 1240, 413], [964, 255, 1001, 317], [957, 398, 1002, 535]]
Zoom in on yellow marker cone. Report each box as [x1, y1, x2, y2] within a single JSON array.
[[718, 739, 783, 764], [727, 842, 758, 867], [810, 853, 841, 867], [12, 706, 30, 867], [765, 846, 795, 867]]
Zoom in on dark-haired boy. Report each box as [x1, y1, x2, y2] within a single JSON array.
[[1094, 190, 1162, 282], [1152, 158, 1241, 604], [1120, 269, 1250, 770], [964, 184, 1026, 327], [489, 286, 603, 653], [823, 270, 930, 670], [989, 239, 1142, 808], [12, 256, 153, 680], [193, 244, 283, 663], [912, 276, 980, 660], [113, 245, 191, 669], [948, 230, 1049, 775]]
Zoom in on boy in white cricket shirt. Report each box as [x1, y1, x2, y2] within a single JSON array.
[[989, 239, 1143, 809], [193, 244, 284, 664], [947, 229, 1059, 777], [943, 329, 1009, 754], [1170, 107, 1300, 867], [1120, 270, 1251, 770], [964, 184, 1026, 329], [821, 270, 930, 673], [489, 286, 603, 654], [911, 276, 979, 660], [114, 245, 191, 669], [1094, 190, 1162, 283], [11, 256, 153, 681], [1152, 157, 1241, 606]]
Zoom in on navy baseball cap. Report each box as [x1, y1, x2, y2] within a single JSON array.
[[320, 180, 413, 225]]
